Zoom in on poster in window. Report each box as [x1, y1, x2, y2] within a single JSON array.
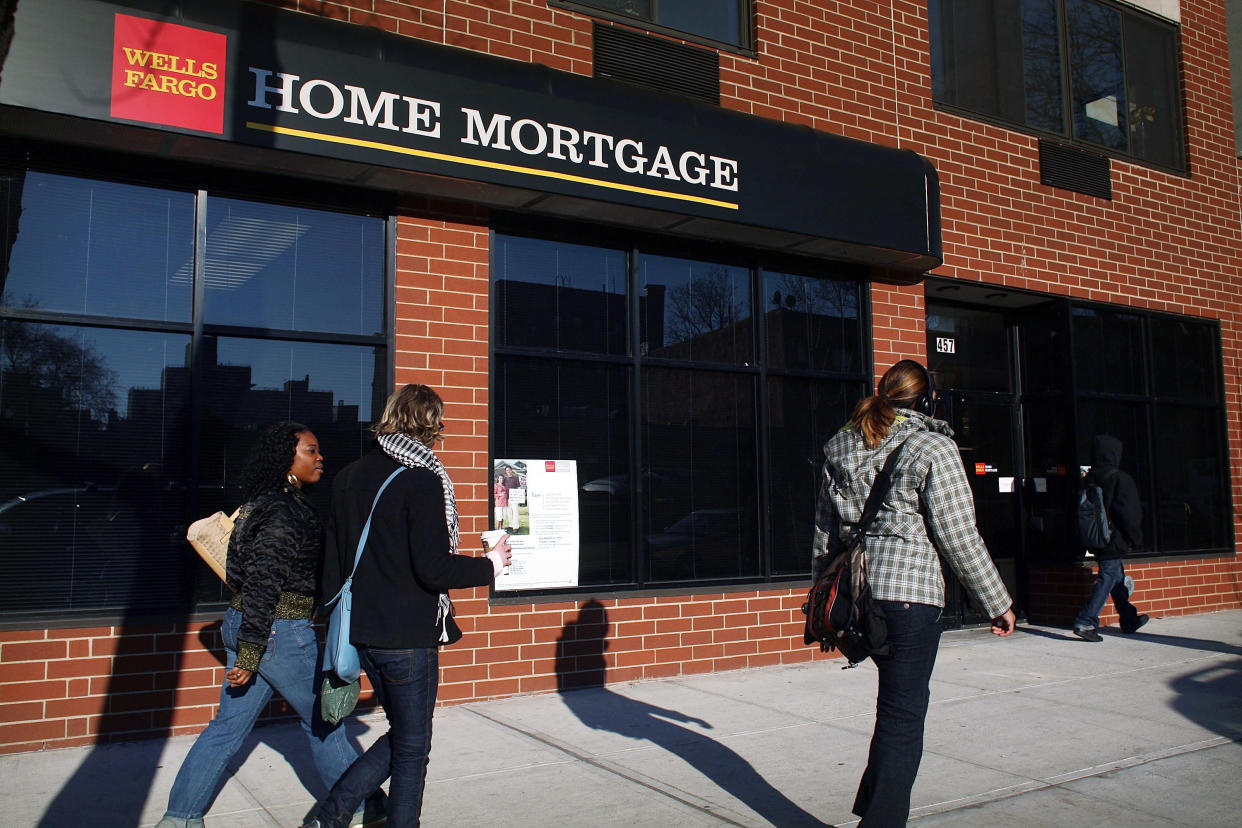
[[492, 459, 579, 591]]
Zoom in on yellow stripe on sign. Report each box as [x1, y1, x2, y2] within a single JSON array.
[[245, 122, 740, 210]]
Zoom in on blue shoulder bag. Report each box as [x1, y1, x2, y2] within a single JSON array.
[[320, 466, 404, 724]]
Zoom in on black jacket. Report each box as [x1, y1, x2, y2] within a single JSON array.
[[1086, 434, 1143, 559], [321, 449, 494, 649], [226, 486, 321, 670]]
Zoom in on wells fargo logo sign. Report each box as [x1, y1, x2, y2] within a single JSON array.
[[110, 14, 226, 134]]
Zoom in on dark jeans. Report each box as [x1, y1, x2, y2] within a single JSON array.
[[853, 601, 943, 828], [312, 647, 439, 828], [1074, 557, 1140, 631]]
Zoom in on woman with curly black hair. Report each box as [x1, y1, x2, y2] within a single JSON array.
[[157, 422, 380, 828]]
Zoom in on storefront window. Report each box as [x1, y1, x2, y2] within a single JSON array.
[[491, 226, 867, 593], [0, 164, 387, 623], [929, 0, 1185, 170]]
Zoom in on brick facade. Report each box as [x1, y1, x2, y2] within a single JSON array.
[[1, 0, 1240, 753]]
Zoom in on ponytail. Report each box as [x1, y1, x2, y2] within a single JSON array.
[[851, 394, 897, 449], [851, 360, 933, 448]]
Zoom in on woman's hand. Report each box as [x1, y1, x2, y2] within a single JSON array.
[[990, 608, 1017, 637], [485, 536, 513, 575], [226, 667, 254, 687]]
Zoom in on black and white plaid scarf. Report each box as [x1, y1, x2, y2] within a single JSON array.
[[377, 431, 458, 642]]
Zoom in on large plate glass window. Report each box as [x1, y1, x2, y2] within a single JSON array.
[[0, 163, 387, 624], [491, 226, 868, 594], [929, 0, 1185, 170]]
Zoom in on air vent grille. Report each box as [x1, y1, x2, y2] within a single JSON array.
[[1039, 140, 1112, 200], [593, 23, 720, 106]]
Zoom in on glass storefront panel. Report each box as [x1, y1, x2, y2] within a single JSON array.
[[493, 234, 628, 356], [0, 322, 192, 618], [766, 376, 866, 576], [640, 254, 753, 365], [762, 270, 861, 374], [493, 356, 632, 586], [1152, 316, 1219, 401], [0, 162, 388, 622], [1, 170, 194, 322], [642, 368, 759, 582], [1072, 305, 1145, 394], [1153, 404, 1229, 552], [201, 197, 385, 336]]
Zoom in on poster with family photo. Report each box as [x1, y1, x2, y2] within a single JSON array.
[[492, 459, 580, 591]]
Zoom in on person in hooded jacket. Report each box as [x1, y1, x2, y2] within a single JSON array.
[[1072, 434, 1150, 642], [814, 359, 1016, 827]]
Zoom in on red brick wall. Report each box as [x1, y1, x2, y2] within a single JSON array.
[[3, 0, 1240, 753]]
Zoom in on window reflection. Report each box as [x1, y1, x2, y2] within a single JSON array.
[[643, 368, 758, 582], [202, 197, 385, 335], [569, 0, 745, 46], [1068, 0, 1125, 151], [0, 322, 192, 618], [493, 234, 627, 355], [1072, 306, 1145, 394], [930, 0, 1183, 169], [763, 270, 860, 373], [1, 170, 194, 321], [492, 231, 866, 589], [641, 255, 752, 364], [494, 356, 632, 585], [767, 378, 863, 575]]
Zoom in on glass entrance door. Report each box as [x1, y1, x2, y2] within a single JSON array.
[[926, 300, 1023, 626]]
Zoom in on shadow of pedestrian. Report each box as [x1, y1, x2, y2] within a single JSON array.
[[1168, 656, 1242, 741], [1018, 624, 1242, 657], [554, 600, 831, 827]]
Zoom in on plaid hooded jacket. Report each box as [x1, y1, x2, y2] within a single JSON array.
[[812, 410, 1012, 620]]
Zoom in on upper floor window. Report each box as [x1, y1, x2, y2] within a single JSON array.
[[929, 0, 1185, 171], [555, 0, 751, 50]]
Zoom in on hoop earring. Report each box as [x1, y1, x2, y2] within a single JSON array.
[[286, 472, 300, 488]]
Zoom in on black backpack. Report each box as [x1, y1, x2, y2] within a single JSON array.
[[1076, 469, 1117, 550], [802, 438, 908, 666]]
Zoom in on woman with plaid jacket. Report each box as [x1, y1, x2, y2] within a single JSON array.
[[814, 359, 1016, 827]]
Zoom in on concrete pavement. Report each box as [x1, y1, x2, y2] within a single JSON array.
[[5, 609, 1241, 827]]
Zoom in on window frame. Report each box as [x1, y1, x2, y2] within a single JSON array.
[[0, 142, 393, 627], [928, 0, 1187, 174], [489, 217, 871, 600], [550, 0, 756, 54]]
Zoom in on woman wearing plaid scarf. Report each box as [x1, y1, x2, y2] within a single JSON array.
[[303, 385, 511, 828]]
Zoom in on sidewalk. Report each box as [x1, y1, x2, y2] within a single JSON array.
[[6, 609, 1241, 828]]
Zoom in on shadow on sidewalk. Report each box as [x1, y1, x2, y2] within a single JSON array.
[[1169, 656, 1242, 742], [554, 600, 832, 828], [1017, 624, 1242, 656]]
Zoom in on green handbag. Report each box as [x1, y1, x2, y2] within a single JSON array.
[[320, 673, 360, 725]]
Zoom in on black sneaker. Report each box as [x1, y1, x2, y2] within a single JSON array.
[[1122, 614, 1150, 634], [1074, 627, 1103, 642]]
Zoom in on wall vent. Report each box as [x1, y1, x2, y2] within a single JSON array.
[[593, 23, 719, 106], [1039, 140, 1112, 200]]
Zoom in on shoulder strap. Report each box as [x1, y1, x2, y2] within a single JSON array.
[[324, 466, 406, 607], [841, 437, 911, 551]]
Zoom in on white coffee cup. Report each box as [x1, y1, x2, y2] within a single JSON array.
[[481, 529, 510, 574]]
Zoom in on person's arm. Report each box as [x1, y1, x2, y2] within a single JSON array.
[[234, 498, 301, 672], [919, 438, 1013, 621], [811, 461, 841, 582], [1109, 473, 1143, 550], [406, 471, 495, 590]]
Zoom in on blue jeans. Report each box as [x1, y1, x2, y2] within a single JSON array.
[[310, 647, 439, 828], [163, 607, 359, 820], [853, 601, 943, 827], [1074, 557, 1140, 631]]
